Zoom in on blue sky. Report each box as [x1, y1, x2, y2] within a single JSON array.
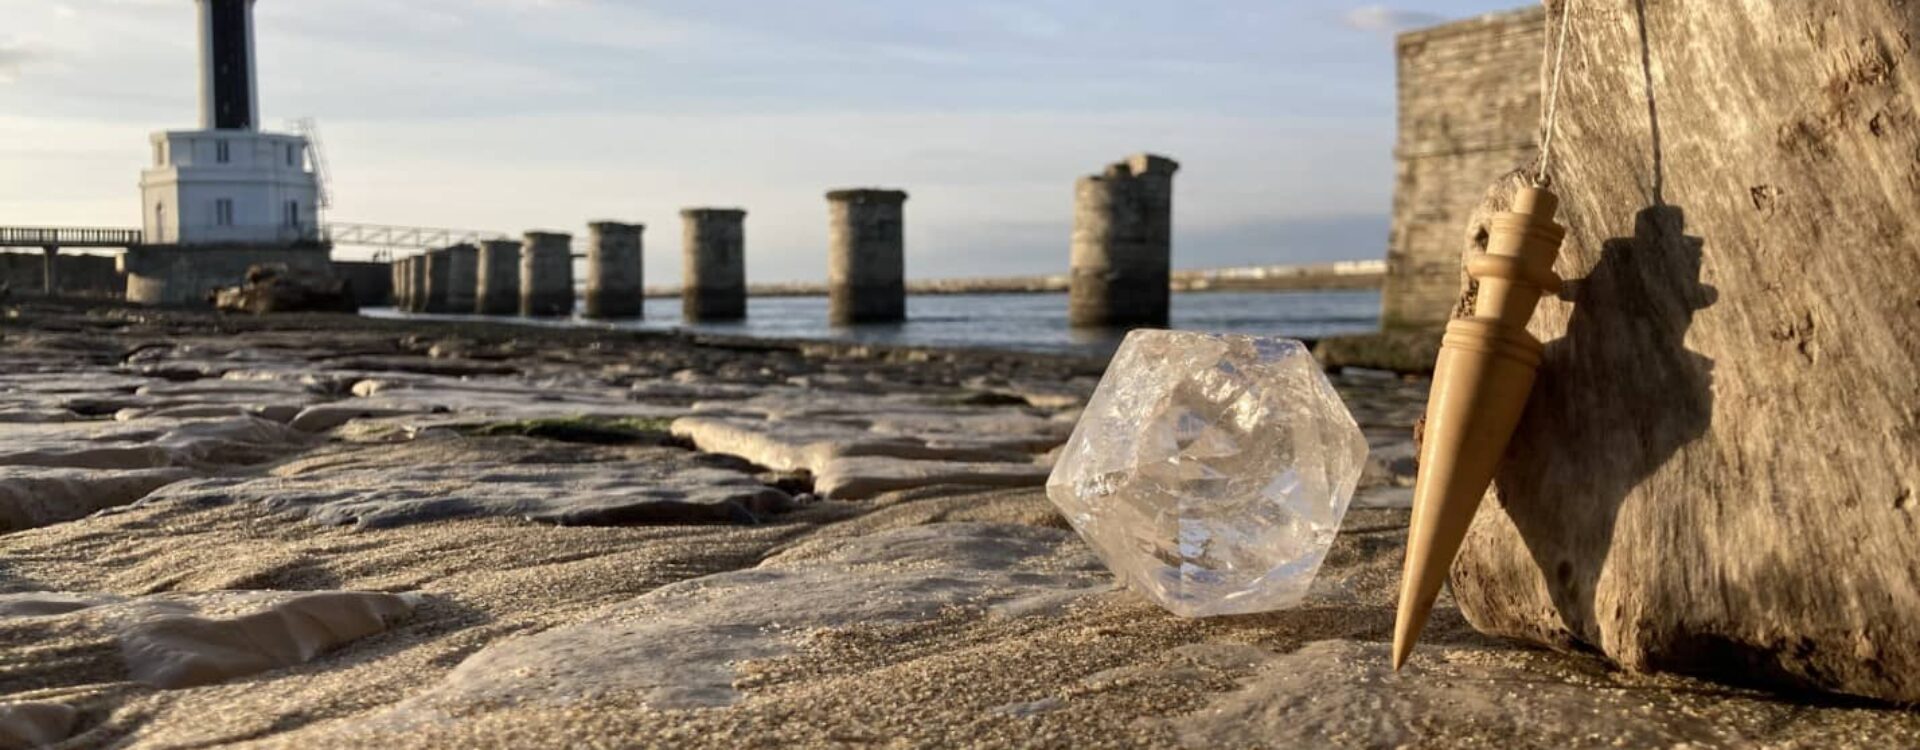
[[0, 0, 1524, 283]]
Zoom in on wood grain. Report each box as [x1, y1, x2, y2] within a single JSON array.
[[1449, 0, 1920, 701]]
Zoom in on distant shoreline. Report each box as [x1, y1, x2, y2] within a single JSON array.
[[640, 259, 1386, 299]]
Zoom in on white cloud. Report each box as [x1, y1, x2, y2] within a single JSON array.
[[0, 0, 1409, 279], [0, 41, 37, 84], [1342, 5, 1447, 34], [303, 110, 1391, 279]]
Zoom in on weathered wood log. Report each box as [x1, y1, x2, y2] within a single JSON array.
[[1449, 0, 1920, 702]]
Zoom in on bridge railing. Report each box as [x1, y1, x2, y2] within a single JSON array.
[[0, 227, 145, 248], [325, 222, 510, 251]]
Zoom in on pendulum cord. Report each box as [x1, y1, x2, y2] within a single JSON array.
[[1391, 0, 1576, 670]]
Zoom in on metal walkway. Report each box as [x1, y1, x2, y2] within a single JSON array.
[[0, 223, 509, 256], [0, 227, 144, 248], [324, 223, 509, 253]]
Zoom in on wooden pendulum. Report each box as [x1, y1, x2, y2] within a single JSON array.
[[1391, 184, 1566, 670]]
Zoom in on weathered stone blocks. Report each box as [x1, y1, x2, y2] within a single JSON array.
[[681, 208, 747, 322], [519, 231, 574, 317], [1069, 154, 1178, 328], [475, 239, 520, 315], [584, 222, 643, 319], [826, 189, 908, 325]]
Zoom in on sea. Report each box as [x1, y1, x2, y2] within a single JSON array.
[[365, 289, 1381, 358]]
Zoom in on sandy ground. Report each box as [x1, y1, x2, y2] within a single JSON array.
[[1, 301, 1916, 748]]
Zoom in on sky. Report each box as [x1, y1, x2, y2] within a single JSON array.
[[0, 0, 1523, 284]]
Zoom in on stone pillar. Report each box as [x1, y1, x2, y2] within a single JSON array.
[[520, 231, 574, 317], [423, 248, 452, 313], [406, 255, 427, 313], [826, 189, 908, 325], [41, 247, 57, 296], [475, 239, 521, 315], [443, 244, 478, 314], [390, 258, 408, 310], [681, 208, 747, 322], [1069, 154, 1179, 328], [584, 221, 644, 318]]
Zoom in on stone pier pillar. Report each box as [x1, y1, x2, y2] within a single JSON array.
[[1069, 154, 1178, 328], [406, 255, 427, 313], [584, 222, 644, 318], [41, 247, 58, 296], [390, 258, 408, 310], [520, 231, 574, 317], [826, 189, 908, 325], [443, 244, 478, 314], [475, 240, 520, 315], [681, 208, 747, 322], [423, 248, 453, 313]]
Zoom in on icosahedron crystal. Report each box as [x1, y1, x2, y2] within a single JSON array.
[[1046, 330, 1368, 617]]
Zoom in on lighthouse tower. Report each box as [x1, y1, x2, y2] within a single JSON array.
[[126, 0, 330, 304]]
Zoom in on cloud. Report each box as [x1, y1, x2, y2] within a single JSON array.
[[0, 41, 37, 84], [1341, 5, 1447, 34]]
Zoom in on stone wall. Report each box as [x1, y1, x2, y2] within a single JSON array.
[[331, 260, 392, 308], [0, 252, 122, 298], [1380, 6, 1543, 329], [122, 245, 334, 306]]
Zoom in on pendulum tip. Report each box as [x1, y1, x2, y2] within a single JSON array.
[[1391, 582, 1429, 672]]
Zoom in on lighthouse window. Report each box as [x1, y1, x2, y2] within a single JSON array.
[[286, 145, 297, 167], [216, 199, 235, 227], [285, 200, 300, 227], [216, 141, 230, 163]]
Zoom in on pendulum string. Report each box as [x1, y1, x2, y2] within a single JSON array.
[[1535, 0, 1575, 187]]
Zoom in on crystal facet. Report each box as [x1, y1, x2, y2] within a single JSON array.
[[1046, 330, 1368, 617]]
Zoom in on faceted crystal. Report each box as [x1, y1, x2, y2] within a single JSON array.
[[1046, 330, 1368, 617]]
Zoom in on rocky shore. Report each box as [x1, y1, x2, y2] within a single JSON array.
[[2, 301, 1915, 748]]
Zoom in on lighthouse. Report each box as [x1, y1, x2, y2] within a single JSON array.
[[126, 0, 331, 304]]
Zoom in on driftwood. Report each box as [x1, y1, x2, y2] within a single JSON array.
[[1449, 0, 1920, 702]]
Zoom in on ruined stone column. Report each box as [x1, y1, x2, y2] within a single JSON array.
[[406, 255, 427, 313], [390, 258, 407, 310], [680, 208, 747, 322], [41, 247, 58, 297], [423, 248, 452, 313], [584, 222, 644, 318], [520, 231, 574, 317], [1069, 153, 1179, 328], [826, 189, 908, 325], [443, 244, 478, 314], [475, 239, 520, 315]]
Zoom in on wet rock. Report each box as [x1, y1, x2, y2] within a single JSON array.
[[140, 439, 791, 528], [0, 417, 315, 471], [814, 456, 1052, 500], [344, 376, 681, 425], [321, 356, 518, 378], [0, 590, 416, 692], [1168, 640, 1757, 748], [0, 702, 78, 749], [287, 403, 435, 433], [0, 467, 192, 532], [210, 264, 358, 314], [361, 523, 1103, 723], [122, 590, 418, 688], [672, 391, 1069, 500], [962, 375, 1094, 410]]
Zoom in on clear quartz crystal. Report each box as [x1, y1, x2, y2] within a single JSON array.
[[1046, 330, 1368, 617]]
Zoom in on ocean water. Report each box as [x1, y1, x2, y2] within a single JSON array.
[[366, 289, 1381, 357]]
